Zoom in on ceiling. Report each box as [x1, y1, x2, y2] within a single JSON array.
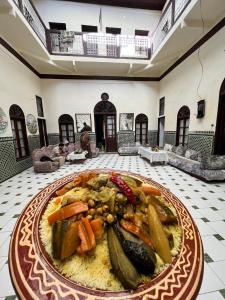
[[0, 0, 225, 78], [59, 0, 167, 11]]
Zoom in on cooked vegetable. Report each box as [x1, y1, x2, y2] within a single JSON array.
[[52, 221, 63, 259], [55, 187, 68, 196], [61, 221, 80, 260], [48, 201, 88, 225], [121, 176, 138, 189], [114, 223, 156, 275], [120, 220, 153, 249], [147, 204, 172, 263], [111, 176, 136, 205], [148, 196, 177, 224], [107, 226, 140, 289], [77, 217, 96, 255], [138, 184, 161, 196], [90, 218, 104, 240]]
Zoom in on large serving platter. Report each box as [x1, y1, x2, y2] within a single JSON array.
[[9, 170, 203, 300]]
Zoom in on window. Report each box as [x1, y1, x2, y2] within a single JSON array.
[[9, 104, 29, 160], [58, 114, 75, 143], [135, 114, 148, 144], [81, 25, 98, 33], [135, 30, 149, 36], [49, 22, 66, 30], [36, 96, 44, 117], [106, 27, 121, 34], [159, 97, 165, 116], [176, 106, 190, 146]]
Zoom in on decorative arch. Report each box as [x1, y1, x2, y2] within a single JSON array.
[[9, 104, 29, 160], [135, 113, 148, 144], [94, 100, 116, 115], [214, 78, 225, 154], [58, 114, 75, 143], [94, 100, 117, 152], [176, 106, 190, 146]]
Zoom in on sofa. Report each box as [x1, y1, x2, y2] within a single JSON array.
[[118, 142, 141, 156], [32, 147, 60, 173], [164, 144, 225, 181]]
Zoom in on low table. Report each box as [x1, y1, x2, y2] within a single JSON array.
[[67, 151, 87, 164], [139, 148, 168, 164]]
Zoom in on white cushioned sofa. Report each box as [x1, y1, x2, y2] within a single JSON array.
[[164, 144, 225, 181]]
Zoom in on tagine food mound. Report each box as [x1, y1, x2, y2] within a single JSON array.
[[40, 171, 182, 291]]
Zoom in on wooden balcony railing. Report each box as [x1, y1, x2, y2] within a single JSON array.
[[48, 30, 150, 59], [13, 0, 192, 59]]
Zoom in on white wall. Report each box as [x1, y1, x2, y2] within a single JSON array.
[[41, 79, 159, 133], [159, 26, 225, 132], [0, 45, 43, 137], [33, 0, 160, 35]]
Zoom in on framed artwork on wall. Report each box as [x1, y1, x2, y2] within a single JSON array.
[[75, 114, 92, 132], [119, 113, 134, 131], [0, 107, 8, 134], [26, 114, 38, 134]]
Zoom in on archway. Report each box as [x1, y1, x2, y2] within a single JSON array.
[[94, 98, 117, 152], [135, 113, 148, 144], [176, 106, 190, 146], [214, 79, 225, 154]]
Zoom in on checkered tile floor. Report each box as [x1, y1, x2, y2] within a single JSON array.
[[1, 154, 225, 300]]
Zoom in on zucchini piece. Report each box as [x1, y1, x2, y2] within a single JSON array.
[[107, 226, 140, 289], [52, 221, 63, 259]]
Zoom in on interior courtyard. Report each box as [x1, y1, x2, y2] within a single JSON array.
[[1, 0, 225, 299]]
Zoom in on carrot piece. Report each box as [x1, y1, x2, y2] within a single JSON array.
[[120, 219, 153, 249], [54, 196, 62, 205], [138, 185, 161, 196], [90, 218, 104, 240], [78, 221, 91, 253], [82, 217, 96, 249], [48, 201, 88, 225], [61, 222, 80, 260], [56, 188, 67, 196]]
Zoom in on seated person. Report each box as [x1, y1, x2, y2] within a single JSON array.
[[80, 122, 91, 133], [63, 139, 70, 156], [52, 143, 66, 157]]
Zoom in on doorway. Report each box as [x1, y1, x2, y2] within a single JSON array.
[[94, 100, 117, 152], [158, 117, 165, 147], [135, 114, 148, 144], [214, 79, 225, 154], [38, 118, 48, 147]]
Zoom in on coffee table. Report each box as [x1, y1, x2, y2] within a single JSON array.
[[67, 151, 88, 164], [139, 148, 168, 164]]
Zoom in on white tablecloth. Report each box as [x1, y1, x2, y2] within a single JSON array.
[[67, 151, 87, 160], [139, 148, 168, 163]]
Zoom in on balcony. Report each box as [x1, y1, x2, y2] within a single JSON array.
[[11, 0, 193, 60]]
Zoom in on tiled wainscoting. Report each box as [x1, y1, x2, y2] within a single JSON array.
[[48, 133, 60, 145], [188, 131, 214, 156], [0, 135, 40, 183], [117, 131, 135, 146], [148, 130, 158, 145], [164, 131, 215, 156]]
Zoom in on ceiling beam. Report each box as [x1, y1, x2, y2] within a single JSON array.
[[59, 0, 166, 10]]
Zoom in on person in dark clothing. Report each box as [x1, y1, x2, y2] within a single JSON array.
[[80, 131, 92, 158], [81, 122, 91, 132]]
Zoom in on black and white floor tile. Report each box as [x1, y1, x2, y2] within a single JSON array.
[[1, 154, 225, 299]]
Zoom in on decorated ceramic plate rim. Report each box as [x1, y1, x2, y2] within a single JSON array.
[[9, 169, 204, 300]]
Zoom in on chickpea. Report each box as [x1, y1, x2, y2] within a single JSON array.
[[106, 214, 114, 223], [103, 205, 109, 212], [89, 208, 95, 216], [86, 215, 93, 221], [96, 207, 103, 215], [88, 199, 95, 208]]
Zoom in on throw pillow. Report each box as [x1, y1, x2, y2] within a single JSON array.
[[185, 149, 199, 161], [175, 145, 185, 156], [200, 155, 225, 170], [164, 144, 173, 151]]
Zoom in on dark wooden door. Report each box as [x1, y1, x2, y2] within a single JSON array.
[[105, 115, 117, 152], [214, 94, 225, 154], [38, 118, 49, 147]]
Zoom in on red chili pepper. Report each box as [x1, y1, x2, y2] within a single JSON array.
[[110, 176, 136, 205]]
